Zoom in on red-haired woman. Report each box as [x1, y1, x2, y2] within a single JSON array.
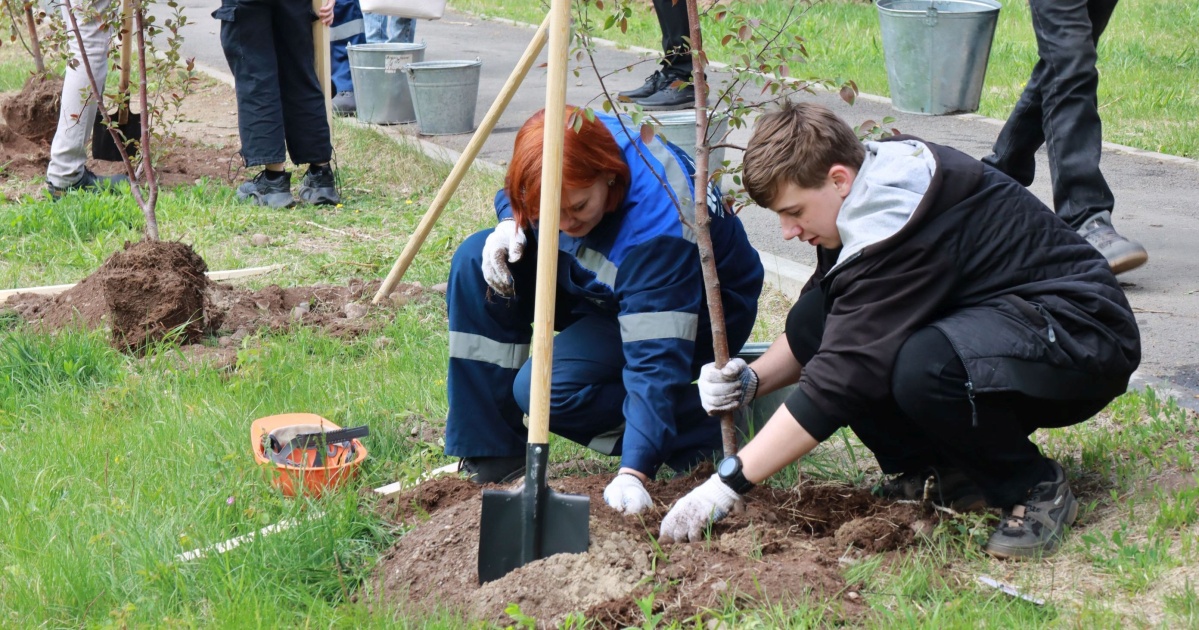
[[444, 107, 764, 514]]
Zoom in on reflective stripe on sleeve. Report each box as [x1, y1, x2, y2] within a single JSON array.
[[618, 311, 699, 343], [645, 140, 697, 243], [576, 247, 619, 287]]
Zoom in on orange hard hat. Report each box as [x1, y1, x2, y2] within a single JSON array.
[[251, 413, 369, 498]]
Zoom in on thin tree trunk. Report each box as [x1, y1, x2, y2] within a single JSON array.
[[134, 0, 158, 239], [24, 3, 45, 75], [685, 0, 737, 457]]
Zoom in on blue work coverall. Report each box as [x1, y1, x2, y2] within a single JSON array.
[[329, 0, 366, 93], [444, 114, 764, 476]]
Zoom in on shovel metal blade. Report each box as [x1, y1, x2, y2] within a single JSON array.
[[477, 444, 589, 584]]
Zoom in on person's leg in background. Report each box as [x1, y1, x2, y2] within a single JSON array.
[[329, 0, 365, 115], [363, 12, 415, 44], [983, 0, 1145, 274], [47, 0, 128, 199], [631, 0, 695, 110], [890, 325, 1112, 557], [218, 0, 296, 208], [272, 0, 340, 205]]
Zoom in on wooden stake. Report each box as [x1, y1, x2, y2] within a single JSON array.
[[312, 0, 332, 130]]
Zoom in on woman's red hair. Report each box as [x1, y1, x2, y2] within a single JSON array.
[[505, 106, 631, 228]]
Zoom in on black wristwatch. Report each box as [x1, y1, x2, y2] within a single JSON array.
[[717, 455, 755, 495]]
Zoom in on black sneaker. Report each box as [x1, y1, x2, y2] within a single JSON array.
[[332, 91, 356, 116], [458, 456, 526, 485], [618, 70, 671, 102], [1077, 211, 1148, 275], [984, 458, 1079, 559], [635, 80, 695, 111], [236, 170, 295, 208], [297, 164, 340, 205], [46, 168, 129, 201], [874, 467, 988, 512]]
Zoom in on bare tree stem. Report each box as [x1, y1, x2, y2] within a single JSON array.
[[685, 0, 737, 457]]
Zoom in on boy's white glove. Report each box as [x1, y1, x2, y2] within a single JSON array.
[[481, 219, 526, 296], [698, 358, 758, 414], [659, 474, 743, 543], [603, 473, 653, 514]]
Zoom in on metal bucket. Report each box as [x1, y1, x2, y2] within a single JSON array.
[[876, 0, 1001, 115], [404, 59, 482, 135], [733, 342, 797, 440], [649, 111, 730, 170], [347, 42, 427, 124]]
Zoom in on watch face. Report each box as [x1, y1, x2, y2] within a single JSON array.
[[718, 456, 738, 477]]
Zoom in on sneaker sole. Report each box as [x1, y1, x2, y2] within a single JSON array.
[[298, 189, 340, 206], [237, 190, 296, 209], [637, 101, 695, 111], [983, 492, 1079, 560], [1109, 250, 1149, 275]]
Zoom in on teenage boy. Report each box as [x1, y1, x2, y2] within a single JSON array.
[[658, 102, 1141, 559]]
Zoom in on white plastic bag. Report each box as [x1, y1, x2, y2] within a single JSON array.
[[358, 0, 446, 19]]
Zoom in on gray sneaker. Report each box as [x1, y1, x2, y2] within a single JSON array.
[[236, 171, 295, 208], [46, 168, 129, 201], [332, 91, 356, 117], [1078, 211, 1148, 275], [984, 459, 1078, 559], [297, 165, 340, 206]]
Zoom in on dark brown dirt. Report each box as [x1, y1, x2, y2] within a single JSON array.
[[102, 240, 211, 349], [1, 75, 62, 145], [0, 123, 46, 174], [4, 247, 438, 353], [373, 468, 936, 627]]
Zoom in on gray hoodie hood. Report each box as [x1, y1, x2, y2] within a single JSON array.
[[832, 139, 937, 271]]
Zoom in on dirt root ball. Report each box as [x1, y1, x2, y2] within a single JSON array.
[[2, 75, 63, 145]]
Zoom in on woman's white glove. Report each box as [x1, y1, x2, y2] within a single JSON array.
[[481, 219, 526, 296], [698, 358, 758, 414], [603, 473, 653, 514], [658, 474, 743, 543]]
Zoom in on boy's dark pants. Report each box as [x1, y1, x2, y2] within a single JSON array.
[[787, 288, 1110, 508], [215, 0, 333, 167]]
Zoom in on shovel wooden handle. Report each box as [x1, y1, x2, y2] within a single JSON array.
[[371, 15, 551, 305], [116, 0, 133, 124], [526, 0, 571, 445], [312, 0, 332, 130]]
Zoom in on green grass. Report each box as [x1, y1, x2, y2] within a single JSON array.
[[450, 0, 1199, 159], [2, 32, 1199, 627]]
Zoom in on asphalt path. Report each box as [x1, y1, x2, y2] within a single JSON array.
[[162, 3, 1199, 405]]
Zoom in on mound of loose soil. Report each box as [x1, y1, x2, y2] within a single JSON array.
[[374, 469, 936, 627], [2, 75, 62, 145], [5, 244, 438, 353], [6, 240, 211, 350], [0, 123, 47, 173]]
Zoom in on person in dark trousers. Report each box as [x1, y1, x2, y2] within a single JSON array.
[[214, 0, 341, 208], [445, 106, 763, 515], [659, 102, 1140, 559], [983, 0, 1146, 275], [617, 0, 694, 110]]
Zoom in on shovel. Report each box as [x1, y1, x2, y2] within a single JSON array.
[[92, 0, 141, 162], [477, 0, 589, 585]]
